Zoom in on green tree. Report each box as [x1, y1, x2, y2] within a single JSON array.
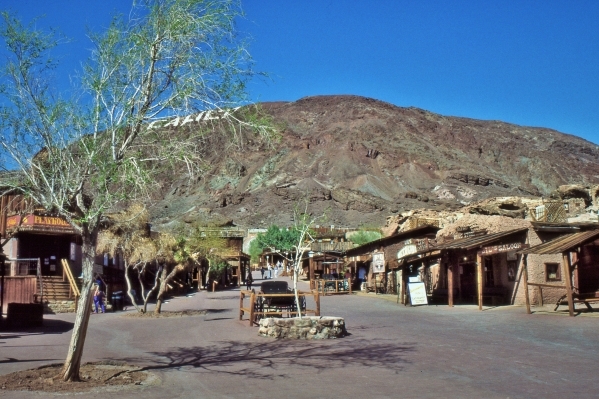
[[253, 200, 325, 318], [0, 0, 272, 381]]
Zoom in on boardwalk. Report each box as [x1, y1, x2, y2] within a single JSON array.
[[2, 273, 599, 398]]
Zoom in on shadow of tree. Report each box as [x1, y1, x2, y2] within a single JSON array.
[[0, 319, 73, 336], [120, 339, 416, 380]]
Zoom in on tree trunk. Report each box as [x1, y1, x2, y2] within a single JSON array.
[[154, 266, 169, 314], [61, 232, 96, 381], [154, 264, 184, 315], [293, 257, 302, 320], [124, 262, 141, 313], [143, 262, 161, 314]]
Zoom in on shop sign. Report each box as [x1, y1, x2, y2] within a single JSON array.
[[479, 242, 528, 256], [372, 252, 385, 273], [6, 214, 75, 233], [408, 282, 428, 305], [397, 244, 418, 260]]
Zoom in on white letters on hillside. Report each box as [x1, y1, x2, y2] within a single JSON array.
[[147, 107, 241, 130]]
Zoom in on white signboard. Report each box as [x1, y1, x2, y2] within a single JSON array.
[[408, 282, 428, 306], [372, 252, 385, 273]]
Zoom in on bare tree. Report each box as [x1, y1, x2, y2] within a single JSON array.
[[0, 0, 274, 381]]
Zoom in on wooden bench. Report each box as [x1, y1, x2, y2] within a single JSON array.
[[554, 292, 599, 311]]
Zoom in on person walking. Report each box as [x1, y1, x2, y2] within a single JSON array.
[[260, 266, 265, 280], [93, 280, 106, 314], [246, 270, 253, 290], [267, 263, 272, 279]]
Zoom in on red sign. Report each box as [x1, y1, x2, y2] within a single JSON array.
[[6, 214, 74, 233]]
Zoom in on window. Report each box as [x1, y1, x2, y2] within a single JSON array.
[[484, 257, 494, 287], [545, 263, 561, 281], [507, 260, 517, 282]]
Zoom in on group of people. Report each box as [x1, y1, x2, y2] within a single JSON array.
[[245, 261, 286, 290]]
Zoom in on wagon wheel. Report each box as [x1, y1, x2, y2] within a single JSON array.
[[253, 294, 264, 322]]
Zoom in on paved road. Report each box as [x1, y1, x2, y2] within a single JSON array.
[[2, 272, 599, 398]]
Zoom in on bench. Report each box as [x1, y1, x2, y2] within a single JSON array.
[[554, 292, 599, 311]]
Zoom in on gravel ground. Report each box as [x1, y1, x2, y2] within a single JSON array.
[[2, 272, 599, 398]]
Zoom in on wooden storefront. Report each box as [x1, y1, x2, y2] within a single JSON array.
[[520, 230, 599, 317]]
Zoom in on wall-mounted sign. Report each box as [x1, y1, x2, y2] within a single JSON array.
[[5, 214, 75, 233], [397, 244, 418, 260], [479, 242, 528, 256], [372, 252, 385, 273]]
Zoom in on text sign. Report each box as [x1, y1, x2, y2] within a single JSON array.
[[372, 252, 385, 273], [408, 282, 428, 306], [478, 242, 528, 256], [6, 214, 74, 233]]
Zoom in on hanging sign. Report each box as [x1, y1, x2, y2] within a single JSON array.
[[408, 282, 428, 305], [372, 252, 385, 273]]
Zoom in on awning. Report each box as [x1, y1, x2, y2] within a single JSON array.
[[519, 230, 599, 255], [435, 228, 528, 251]]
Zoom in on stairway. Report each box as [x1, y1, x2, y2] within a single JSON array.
[[38, 276, 79, 313]]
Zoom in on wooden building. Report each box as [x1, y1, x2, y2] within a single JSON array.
[[520, 230, 599, 317], [343, 225, 440, 294]]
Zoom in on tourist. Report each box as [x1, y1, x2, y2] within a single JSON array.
[[93, 281, 106, 314], [267, 263, 272, 279], [260, 266, 265, 279], [246, 270, 253, 290]]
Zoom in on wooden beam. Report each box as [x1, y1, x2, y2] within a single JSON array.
[[562, 252, 575, 317], [448, 265, 454, 307], [477, 253, 483, 310], [521, 254, 531, 314]]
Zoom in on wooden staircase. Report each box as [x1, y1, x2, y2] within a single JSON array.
[[38, 275, 81, 313]]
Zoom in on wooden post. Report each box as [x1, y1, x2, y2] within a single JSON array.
[[522, 255, 531, 314], [562, 252, 575, 317], [315, 289, 320, 316], [448, 265, 454, 307], [249, 292, 255, 326], [457, 253, 462, 303], [239, 291, 244, 320], [309, 256, 315, 290], [477, 253, 483, 310]]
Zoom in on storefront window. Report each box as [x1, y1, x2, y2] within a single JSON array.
[[545, 263, 561, 281], [484, 257, 494, 287], [507, 260, 517, 282]]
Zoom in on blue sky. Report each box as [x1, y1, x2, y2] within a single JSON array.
[[3, 1, 599, 143]]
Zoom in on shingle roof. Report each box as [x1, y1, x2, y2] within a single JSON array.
[[435, 228, 529, 251], [519, 230, 599, 255]]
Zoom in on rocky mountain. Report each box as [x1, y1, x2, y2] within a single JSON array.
[[149, 95, 599, 229]]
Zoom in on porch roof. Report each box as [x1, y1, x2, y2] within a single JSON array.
[[519, 230, 599, 255], [435, 228, 528, 251]]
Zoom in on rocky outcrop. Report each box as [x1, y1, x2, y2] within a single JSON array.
[[258, 316, 347, 339]]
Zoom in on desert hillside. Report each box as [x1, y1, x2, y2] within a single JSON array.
[[149, 95, 599, 229]]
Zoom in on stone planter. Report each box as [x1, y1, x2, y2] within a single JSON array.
[[258, 316, 346, 339]]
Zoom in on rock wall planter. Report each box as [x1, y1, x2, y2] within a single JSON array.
[[258, 316, 346, 339]]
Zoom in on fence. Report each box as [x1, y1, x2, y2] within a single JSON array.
[[1, 276, 37, 313]]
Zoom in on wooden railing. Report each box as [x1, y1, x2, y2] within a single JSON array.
[[61, 259, 81, 299], [239, 289, 320, 327], [315, 279, 352, 296]]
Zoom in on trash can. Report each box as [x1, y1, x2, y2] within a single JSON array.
[[111, 291, 124, 311]]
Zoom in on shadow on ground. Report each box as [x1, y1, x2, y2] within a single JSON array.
[[120, 339, 416, 380], [0, 318, 73, 336]]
